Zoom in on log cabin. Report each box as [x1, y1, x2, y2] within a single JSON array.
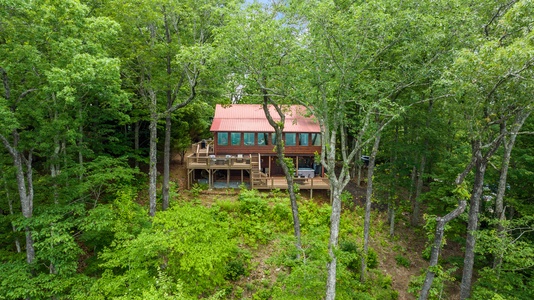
[[186, 104, 329, 194]]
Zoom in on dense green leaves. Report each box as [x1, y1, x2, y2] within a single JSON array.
[[1, 0, 534, 299]]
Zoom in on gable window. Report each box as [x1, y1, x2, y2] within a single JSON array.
[[299, 133, 309, 146], [285, 133, 296, 146], [258, 133, 269, 146], [244, 133, 254, 146], [312, 133, 321, 146], [218, 132, 228, 145], [231, 132, 241, 146]]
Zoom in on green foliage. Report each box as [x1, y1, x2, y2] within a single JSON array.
[[367, 248, 379, 269], [409, 265, 458, 300], [472, 267, 534, 300], [80, 156, 143, 204], [224, 249, 251, 281], [341, 190, 354, 210], [339, 240, 360, 271], [234, 189, 274, 245], [91, 202, 236, 297], [190, 182, 208, 198], [395, 255, 411, 268]]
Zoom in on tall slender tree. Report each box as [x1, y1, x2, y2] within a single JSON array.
[[214, 2, 308, 253], [446, 2, 534, 297], [102, 0, 229, 215]]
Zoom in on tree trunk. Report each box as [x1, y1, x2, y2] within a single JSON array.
[[412, 154, 426, 226], [134, 121, 140, 169], [420, 199, 467, 300], [409, 165, 416, 201], [357, 162, 362, 187], [3, 175, 21, 253], [324, 118, 346, 300], [413, 99, 432, 227], [0, 134, 35, 265], [360, 133, 381, 282], [162, 92, 172, 211], [148, 89, 158, 217], [51, 136, 61, 205], [389, 204, 395, 238], [261, 100, 302, 254], [493, 111, 530, 270], [161, 12, 173, 210], [326, 187, 342, 300], [459, 144, 487, 300], [78, 108, 84, 181]]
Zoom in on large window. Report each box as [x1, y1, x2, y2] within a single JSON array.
[[299, 133, 309, 146], [272, 133, 277, 145], [217, 132, 228, 145], [244, 133, 254, 146], [311, 133, 321, 146], [285, 133, 296, 146], [258, 133, 269, 146], [231, 132, 241, 146]]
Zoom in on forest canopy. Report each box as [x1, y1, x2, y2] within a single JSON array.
[[1, 0, 533, 299]]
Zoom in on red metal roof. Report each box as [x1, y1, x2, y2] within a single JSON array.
[[210, 104, 320, 133]]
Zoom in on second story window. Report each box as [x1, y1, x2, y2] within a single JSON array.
[[311, 133, 321, 146], [299, 133, 309, 146], [244, 133, 254, 146], [231, 132, 241, 146], [258, 133, 269, 146], [217, 132, 228, 146], [285, 133, 296, 146]]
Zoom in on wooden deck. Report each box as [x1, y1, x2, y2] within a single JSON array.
[[187, 155, 254, 170], [252, 176, 330, 190], [186, 142, 330, 195]]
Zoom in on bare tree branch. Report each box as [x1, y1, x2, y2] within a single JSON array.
[[484, 0, 519, 37]]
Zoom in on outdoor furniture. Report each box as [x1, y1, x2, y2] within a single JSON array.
[[297, 168, 315, 178]]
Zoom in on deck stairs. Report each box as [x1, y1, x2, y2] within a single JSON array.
[[250, 154, 268, 186]]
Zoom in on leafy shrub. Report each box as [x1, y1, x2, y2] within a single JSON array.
[[94, 204, 237, 297], [472, 267, 534, 300], [190, 183, 207, 198], [408, 265, 457, 299], [367, 248, 378, 269], [339, 240, 360, 271], [215, 199, 239, 213], [238, 189, 268, 216], [225, 259, 246, 281], [269, 200, 293, 231], [341, 190, 354, 210], [224, 249, 251, 281], [395, 255, 411, 268]]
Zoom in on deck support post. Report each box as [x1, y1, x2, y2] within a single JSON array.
[[208, 169, 213, 189], [268, 156, 271, 177], [310, 178, 314, 199]]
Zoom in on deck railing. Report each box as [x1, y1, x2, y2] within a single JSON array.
[[186, 153, 253, 169]]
